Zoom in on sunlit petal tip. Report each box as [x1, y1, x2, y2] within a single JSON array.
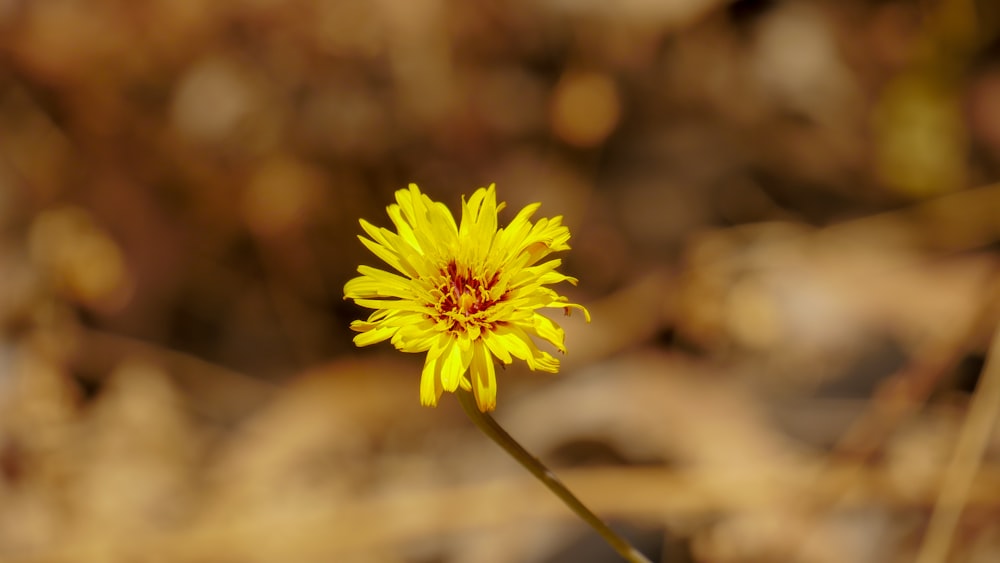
[[475, 389, 496, 412], [420, 384, 440, 408], [563, 303, 592, 323]]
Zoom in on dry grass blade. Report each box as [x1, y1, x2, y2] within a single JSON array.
[[916, 321, 1000, 563]]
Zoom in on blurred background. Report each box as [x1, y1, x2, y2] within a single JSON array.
[[1, 0, 1000, 561]]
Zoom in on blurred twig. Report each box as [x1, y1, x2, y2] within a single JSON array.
[[916, 323, 1000, 563], [833, 272, 1000, 461]]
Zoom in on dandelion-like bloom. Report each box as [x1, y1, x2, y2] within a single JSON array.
[[344, 183, 590, 412]]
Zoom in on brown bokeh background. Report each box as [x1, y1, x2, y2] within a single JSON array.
[[2, 0, 1000, 561]]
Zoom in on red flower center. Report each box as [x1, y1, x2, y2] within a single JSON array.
[[436, 261, 504, 330]]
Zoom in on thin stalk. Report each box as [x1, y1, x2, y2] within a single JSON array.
[[915, 325, 1000, 563], [456, 388, 653, 563]]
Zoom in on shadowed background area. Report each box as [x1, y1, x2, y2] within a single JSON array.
[[1, 0, 1000, 561]]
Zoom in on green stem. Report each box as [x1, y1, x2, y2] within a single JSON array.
[[456, 388, 653, 563]]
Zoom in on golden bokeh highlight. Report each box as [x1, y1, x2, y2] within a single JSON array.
[[28, 207, 132, 312], [550, 71, 622, 148]]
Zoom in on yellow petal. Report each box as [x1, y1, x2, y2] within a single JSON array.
[[483, 332, 513, 364], [472, 343, 497, 412], [353, 325, 397, 347], [420, 355, 443, 407], [531, 313, 566, 352], [489, 325, 533, 362], [440, 339, 463, 391]]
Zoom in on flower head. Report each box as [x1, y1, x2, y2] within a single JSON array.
[[344, 183, 590, 411]]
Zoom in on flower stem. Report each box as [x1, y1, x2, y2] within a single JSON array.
[[456, 388, 653, 563]]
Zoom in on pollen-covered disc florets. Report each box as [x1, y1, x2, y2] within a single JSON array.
[[344, 183, 590, 412]]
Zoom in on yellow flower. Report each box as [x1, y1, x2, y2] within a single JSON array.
[[344, 183, 590, 412]]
